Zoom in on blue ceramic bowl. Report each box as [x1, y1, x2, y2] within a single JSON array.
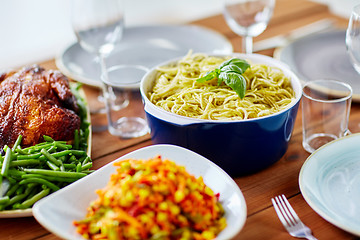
[[140, 53, 302, 176]]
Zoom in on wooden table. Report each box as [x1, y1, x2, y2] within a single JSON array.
[[2, 0, 360, 239]]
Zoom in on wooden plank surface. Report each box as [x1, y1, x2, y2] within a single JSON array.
[[1, 0, 359, 239]]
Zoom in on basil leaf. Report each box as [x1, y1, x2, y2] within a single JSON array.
[[219, 72, 247, 99], [219, 64, 243, 74], [196, 69, 220, 83], [220, 58, 250, 73], [195, 58, 250, 99]]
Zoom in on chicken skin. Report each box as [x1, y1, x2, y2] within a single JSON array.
[[0, 65, 80, 150]]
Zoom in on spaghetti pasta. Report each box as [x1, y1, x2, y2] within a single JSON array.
[[148, 52, 295, 120]]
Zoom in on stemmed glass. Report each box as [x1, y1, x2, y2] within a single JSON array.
[[223, 0, 275, 54], [346, 3, 360, 75], [72, 0, 148, 138], [71, 0, 128, 116]]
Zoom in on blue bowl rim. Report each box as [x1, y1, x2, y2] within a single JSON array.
[[140, 53, 302, 125]]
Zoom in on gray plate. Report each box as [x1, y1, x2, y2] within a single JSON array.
[[275, 30, 360, 101], [56, 25, 233, 88]]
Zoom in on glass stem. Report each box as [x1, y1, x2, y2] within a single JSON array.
[[99, 54, 114, 128], [242, 36, 253, 54]]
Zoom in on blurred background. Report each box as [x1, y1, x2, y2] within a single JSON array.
[[0, 0, 357, 69]]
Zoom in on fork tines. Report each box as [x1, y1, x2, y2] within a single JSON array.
[[272, 194, 301, 227]]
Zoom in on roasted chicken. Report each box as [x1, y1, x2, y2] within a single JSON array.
[[0, 65, 81, 151]]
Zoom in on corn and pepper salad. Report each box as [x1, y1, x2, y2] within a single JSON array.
[[74, 155, 226, 240]]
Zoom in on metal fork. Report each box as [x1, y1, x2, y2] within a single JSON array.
[[271, 194, 318, 240]]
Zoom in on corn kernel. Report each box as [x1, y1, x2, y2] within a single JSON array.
[[120, 161, 131, 170], [167, 172, 176, 181], [157, 212, 168, 222], [201, 230, 215, 240], [150, 225, 161, 235], [125, 191, 135, 202], [159, 202, 169, 211], [174, 190, 185, 203], [204, 186, 214, 196], [139, 188, 150, 199], [169, 205, 181, 215]]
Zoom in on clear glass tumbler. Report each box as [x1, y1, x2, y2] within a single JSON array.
[[302, 79, 352, 153]]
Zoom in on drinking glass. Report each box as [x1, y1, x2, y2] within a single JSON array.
[[346, 3, 360, 74], [302, 79, 352, 153], [223, 0, 275, 54], [102, 65, 149, 138], [71, 0, 128, 115]]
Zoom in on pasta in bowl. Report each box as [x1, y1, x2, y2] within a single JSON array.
[[140, 53, 302, 176]]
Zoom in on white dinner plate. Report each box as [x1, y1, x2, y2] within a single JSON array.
[[299, 133, 360, 236], [275, 30, 360, 101], [56, 25, 233, 88], [33, 144, 247, 240]]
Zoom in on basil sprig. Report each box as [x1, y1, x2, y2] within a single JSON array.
[[196, 58, 250, 99]]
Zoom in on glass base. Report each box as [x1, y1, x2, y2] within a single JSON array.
[[109, 117, 148, 138], [303, 133, 337, 153]]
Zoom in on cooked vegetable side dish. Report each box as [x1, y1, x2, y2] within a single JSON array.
[[148, 52, 295, 120], [74, 156, 226, 240], [0, 135, 92, 211]]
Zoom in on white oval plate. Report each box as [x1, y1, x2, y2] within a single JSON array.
[[56, 24, 233, 89], [275, 30, 360, 101], [299, 133, 360, 236], [33, 144, 247, 240]]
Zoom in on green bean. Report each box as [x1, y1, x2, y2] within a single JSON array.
[[46, 161, 60, 171], [6, 176, 16, 185], [38, 150, 71, 161], [19, 178, 60, 191], [81, 162, 92, 171], [82, 156, 90, 165], [1, 147, 12, 177], [16, 152, 41, 160], [17, 188, 50, 209], [6, 186, 34, 207], [40, 148, 62, 166], [7, 169, 26, 177], [15, 185, 25, 195], [54, 141, 72, 150], [22, 174, 79, 183], [76, 162, 82, 172], [47, 145, 57, 153], [10, 160, 41, 167], [43, 135, 54, 142], [68, 155, 77, 163], [11, 135, 22, 151], [23, 169, 87, 179], [5, 183, 20, 197], [70, 150, 86, 157], [0, 196, 10, 205], [63, 163, 76, 169], [31, 142, 54, 151], [14, 148, 30, 155]]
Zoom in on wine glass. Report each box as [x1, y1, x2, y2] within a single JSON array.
[[72, 0, 148, 138], [223, 0, 275, 54], [346, 3, 360, 75], [71, 0, 128, 115]]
